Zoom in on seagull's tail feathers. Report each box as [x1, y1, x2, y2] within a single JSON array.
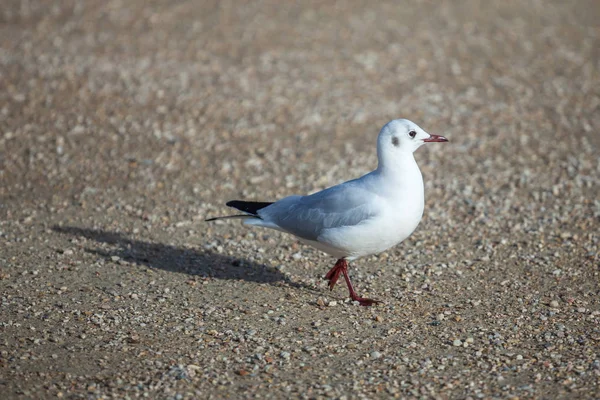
[[205, 200, 274, 222]]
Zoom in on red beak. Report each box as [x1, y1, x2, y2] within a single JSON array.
[[423, 134, 449, 143]]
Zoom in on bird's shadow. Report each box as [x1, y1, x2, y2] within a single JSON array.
[[52, 225, 308, 289]]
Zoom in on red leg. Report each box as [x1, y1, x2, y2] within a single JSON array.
[[324, 259, 345, 291], [324, 259, 381, 306]]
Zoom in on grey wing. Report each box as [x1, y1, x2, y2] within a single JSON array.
[[258, 181, 381, 241]]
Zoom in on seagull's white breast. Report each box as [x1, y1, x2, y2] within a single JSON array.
[[315, 167, 425, 260], [316, 194, 423, 259]]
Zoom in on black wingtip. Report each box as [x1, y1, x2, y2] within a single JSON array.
[[205, 214, 254, 222], [205, 200, 273, 222], [226, 200, 273, 215]]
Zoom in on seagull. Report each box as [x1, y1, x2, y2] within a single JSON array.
[[207, 119, 448, 306]]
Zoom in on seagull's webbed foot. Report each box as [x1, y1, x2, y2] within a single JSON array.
[[325, 259, 381, 307]]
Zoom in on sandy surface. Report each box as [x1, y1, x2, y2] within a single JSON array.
[[1, 1, 599, 399]]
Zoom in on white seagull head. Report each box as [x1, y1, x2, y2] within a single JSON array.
[[376, 119, 448, 166]]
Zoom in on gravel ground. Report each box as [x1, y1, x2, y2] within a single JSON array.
[[1, 1, 599, 399]]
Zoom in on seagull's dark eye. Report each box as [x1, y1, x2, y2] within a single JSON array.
[[408, 130, 417, 138]]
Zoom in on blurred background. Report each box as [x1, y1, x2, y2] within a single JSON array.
[[2, 1, 598, 207], [1, 1, 599, 398]]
